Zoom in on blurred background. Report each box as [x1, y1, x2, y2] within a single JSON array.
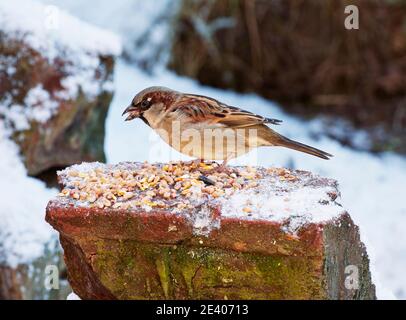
[[0, 0, 405, 299]]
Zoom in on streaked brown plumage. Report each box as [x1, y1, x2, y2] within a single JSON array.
[[122, 87, 333, 163]]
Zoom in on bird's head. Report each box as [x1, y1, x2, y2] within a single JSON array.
[[122, 86, 176, 121]]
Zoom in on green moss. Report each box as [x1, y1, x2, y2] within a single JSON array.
[[89, 238, 325, 300], [155, 248, 171, 299]]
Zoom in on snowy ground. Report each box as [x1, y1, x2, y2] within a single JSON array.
[[0, 122, 56, 267], [1, 0, 404, 299]]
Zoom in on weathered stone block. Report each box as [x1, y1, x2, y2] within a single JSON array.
[[46, 162, 376, 299]]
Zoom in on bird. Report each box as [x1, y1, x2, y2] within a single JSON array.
[[122, 86, 332, 167]]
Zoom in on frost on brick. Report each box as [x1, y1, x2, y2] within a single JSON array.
[[219, 168, 344, 233]]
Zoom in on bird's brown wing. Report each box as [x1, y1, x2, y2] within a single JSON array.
[[174, 94, 282, 128]]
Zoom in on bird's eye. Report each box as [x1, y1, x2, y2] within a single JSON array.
[[141, 99, 151, 109]]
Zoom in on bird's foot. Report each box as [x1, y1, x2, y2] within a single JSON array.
[[185, 159, 233, 175], [201, 161, 233, 174], [185, 159, 206, 169]]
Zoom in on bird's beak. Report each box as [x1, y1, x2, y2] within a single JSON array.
[[122, 105, 140, 121]]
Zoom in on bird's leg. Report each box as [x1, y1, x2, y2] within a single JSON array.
[[193, 158, 203, 165], [209, 154, 233, 173], [186, 158, 204, 169], [217, 158, 229, 172]]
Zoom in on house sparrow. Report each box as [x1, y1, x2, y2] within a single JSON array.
[[122, 86, 332, 165]]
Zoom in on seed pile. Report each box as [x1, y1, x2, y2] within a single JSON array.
[[57, 161, 301, 212], [59, 162, 255, 211]]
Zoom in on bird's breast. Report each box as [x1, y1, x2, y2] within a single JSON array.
[[154, 120, 260, 160]]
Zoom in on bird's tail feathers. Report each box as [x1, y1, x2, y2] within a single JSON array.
[[274, 134, 333, 160]]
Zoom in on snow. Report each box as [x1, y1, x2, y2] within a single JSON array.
[[23, 85, 59, 123], [0, 0, 121, 57], [1, 84, 60, 128], [0, 0, 121, 131], [0, 122, 57, 268], [193, 169, 343, 236], [37, 0, 176, 66], [59, 161, 105, 176], [66, 292, 81, 300], [220, 183, 342, 227], [191, 204, 220, 236]]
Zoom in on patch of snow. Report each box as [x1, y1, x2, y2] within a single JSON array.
[[66, 292, 81, 300], [191, 204, 220, 237], [1, 83, 61, 128], [24, 85, 59, 123], [220, 184, 343, 233], [0, 0, 122, 132], [2, 105, 31, 131], [58, 161, 105, 176], [37, 0, 176, 67], [0, 0, 121, 58], [0, 122, 57, 267]]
